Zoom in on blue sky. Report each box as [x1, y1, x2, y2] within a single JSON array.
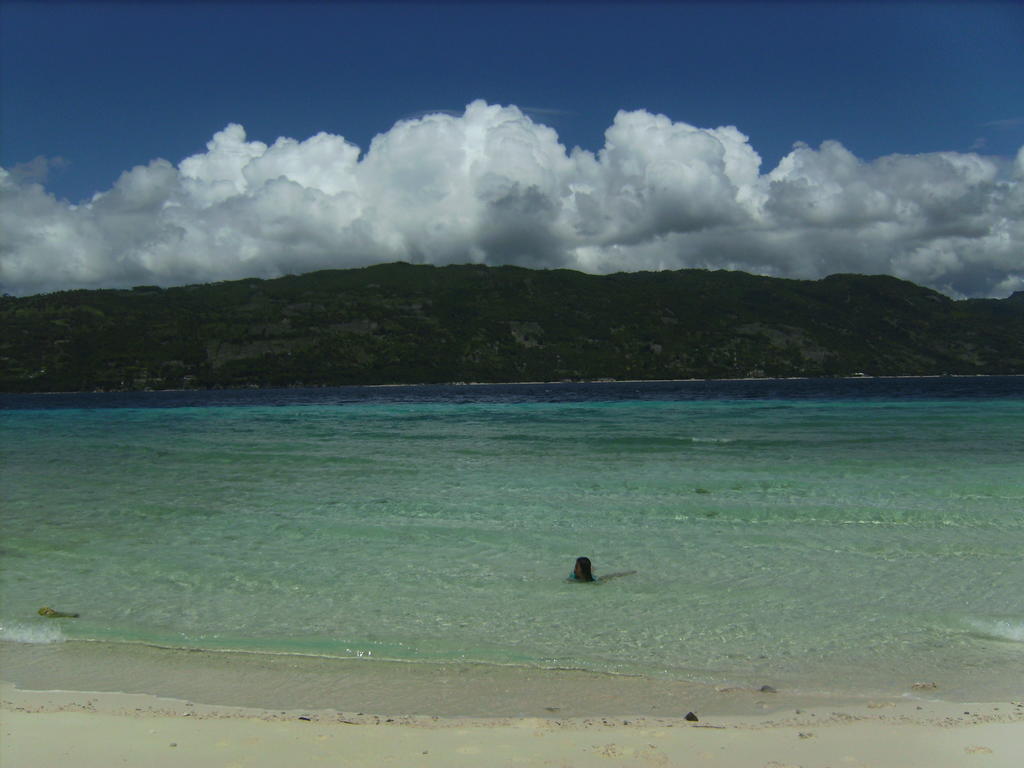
[[4, 1, 1022, 202], [1, 1, 1022, 297]]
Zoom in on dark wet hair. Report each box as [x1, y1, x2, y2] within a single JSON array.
[[575, 556, 594, 582]]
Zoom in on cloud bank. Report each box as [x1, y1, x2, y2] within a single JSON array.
[[2, 100, 1022, 297]]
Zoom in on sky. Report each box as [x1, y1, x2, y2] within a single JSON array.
[[1, 1, 1022, 298]]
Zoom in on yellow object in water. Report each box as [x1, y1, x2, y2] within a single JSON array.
[[38, 606, 79, 618]]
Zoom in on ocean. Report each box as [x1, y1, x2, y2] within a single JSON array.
[[2, 378, 1022, 705]]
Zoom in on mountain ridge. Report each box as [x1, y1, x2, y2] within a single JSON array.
[[3, 262, 1022, 392]]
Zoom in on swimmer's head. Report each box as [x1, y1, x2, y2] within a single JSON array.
[[574, 556, 594, 582]]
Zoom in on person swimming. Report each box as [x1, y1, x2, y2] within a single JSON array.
[[568, 557, 636, 583], [570, 556, 597, 582]]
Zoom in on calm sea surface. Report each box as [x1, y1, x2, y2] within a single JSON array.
[[2, 378, 1022, 699]]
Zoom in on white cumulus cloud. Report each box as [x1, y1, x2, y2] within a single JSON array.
[[1, 99, 1021, 297]]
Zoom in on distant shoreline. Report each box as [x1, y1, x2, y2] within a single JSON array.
[[5, 372, 1023, 398]]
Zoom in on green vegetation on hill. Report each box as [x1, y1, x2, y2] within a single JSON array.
[[2, 263, 1022, 392]]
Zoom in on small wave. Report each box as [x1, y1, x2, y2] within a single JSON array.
[[0, 621, 67, 644], [47, 638, 660, 681], [966, 618, 1024, 643]]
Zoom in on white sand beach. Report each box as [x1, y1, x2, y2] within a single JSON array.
[[3, 682, 1023, 768], [3, 640, 1023, 768]]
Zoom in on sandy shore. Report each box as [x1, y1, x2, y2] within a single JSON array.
[[3, 640, 1023, 767], [3, 683, 1023, 768]]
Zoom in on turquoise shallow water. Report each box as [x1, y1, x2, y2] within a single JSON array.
[[2, 380, 1022, 699]]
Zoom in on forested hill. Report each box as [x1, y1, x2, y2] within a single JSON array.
[[3, 263, 1023, 392]]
